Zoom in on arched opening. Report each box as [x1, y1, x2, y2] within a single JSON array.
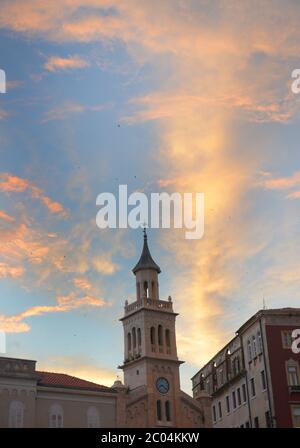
[[136, 282, 140, 300], [156, 400, 162, 421], [150, 326, 156, 352], [137, 328, 141, 348], [165, 329, 171, 348], [158, 325, 163, 347], [165, 401, 171, 422], [143, 281, 149, 298], [151, 281, 156, 299], [132, 327, 137, 349], [127, 332, 132, 353]]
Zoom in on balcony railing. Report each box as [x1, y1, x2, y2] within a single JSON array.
[[124, 297, 173, 315]]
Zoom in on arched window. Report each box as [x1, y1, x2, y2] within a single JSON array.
[[137, 328, 141, 347], [127, 332, 132, 352], [150, 327, 156, 345], [132, 327, 137, 349], [158, 325, 163, 346], [165, 329, 171, 347], [165, 400, 171, 421], [156, 400, 162, 421], [136, 282, 140, 300], [87, 406, 100, 428], [151, 281, 156, 298], [9, 401, 24, 428], [143, 281, 149, 298], [49, 404, 63, 428]]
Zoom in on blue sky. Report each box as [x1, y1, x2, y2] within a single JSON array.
[[0, 0, 300, 393]]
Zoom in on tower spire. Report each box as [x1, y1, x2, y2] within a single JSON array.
[[132, 229, 161, 274]]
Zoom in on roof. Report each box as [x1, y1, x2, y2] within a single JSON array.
[[37, 371, 113, 392], [132, 229, 161, 274]]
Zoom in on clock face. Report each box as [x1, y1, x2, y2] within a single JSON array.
[[156, 377, 169, 394]]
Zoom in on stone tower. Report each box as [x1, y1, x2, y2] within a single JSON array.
[[119, 229, 184, 427]]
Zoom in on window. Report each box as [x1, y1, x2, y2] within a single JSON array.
[[237, 388, 241, 406], [291, 406, 300, 428], [219, 369, 224, 385], [282, 330, 293, 349], [143, 281, 149, 298], [137, 328, 141, 347], [261, 370, 266, 390], [158, 325, 163, 346], [226, 395, 230, 413], [257, 331, 263, 354], [242, 384, 247, 402], [165, 401, 171, 422], [250, 378, 256, 397], [232, 391, 237, 409], [287, 365, 299, 386], [87, 406, 100, 428], [132, 327, 137, 349], [252, 335, 257, 358], [156, 400, 162, 421], [247, 340, 252, 362], [254, 416, 259, 428], [212, 405, 216, 422], [218, 401, 222, 419], [49, 404, 63, 428], [150, 326, 155, 345], [9, 401, 24, 428], [165, 329, 171, 348], [127, 332, 132, 352]]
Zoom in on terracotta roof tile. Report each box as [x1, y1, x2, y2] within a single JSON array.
[[37, 371, 112, 392]]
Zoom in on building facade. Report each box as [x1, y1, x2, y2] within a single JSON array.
[[192, 308, 300, 428], [0, 231, 211, 428]]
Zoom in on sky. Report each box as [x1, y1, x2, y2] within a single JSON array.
[[0, 0, 300, 393]]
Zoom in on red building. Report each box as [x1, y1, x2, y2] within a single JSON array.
[[192, 308, 300, 428]]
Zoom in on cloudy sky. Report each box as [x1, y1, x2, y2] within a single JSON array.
[[0, 0, 300, 393]]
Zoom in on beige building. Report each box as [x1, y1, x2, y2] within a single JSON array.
[[0, 231, 211, 428], [192, 308, 300, 428]]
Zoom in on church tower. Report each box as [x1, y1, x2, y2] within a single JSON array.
[[119, 229, 184, 427]]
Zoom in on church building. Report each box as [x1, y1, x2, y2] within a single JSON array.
[[0, 232, 211, 428]]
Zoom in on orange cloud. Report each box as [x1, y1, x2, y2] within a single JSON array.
[[42, 101, 110, 122], [0, 262, 24, 279], [261, 171, 300, 190], [0, 173, 67, 217], [44, 55, 89, 72], [0, 292, 109, 333], [0, 210, 15, 222]]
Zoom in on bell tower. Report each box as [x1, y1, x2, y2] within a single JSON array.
[[119, 229, 184, 427]]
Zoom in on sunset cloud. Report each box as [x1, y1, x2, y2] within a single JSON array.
[[43, 101, 110, 122], [0, 173, 67, 217], [0, 291, 109, 333], [44, 55, 89, 72]]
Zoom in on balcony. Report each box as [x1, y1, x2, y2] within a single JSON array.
[[289, 385, 300, 393], [124, 297, 174, 316]]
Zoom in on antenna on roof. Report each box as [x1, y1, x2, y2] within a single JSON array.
[[263, 297, 267, 310]]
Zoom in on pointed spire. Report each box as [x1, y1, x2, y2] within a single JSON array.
[[132, 228, 161, 274]]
